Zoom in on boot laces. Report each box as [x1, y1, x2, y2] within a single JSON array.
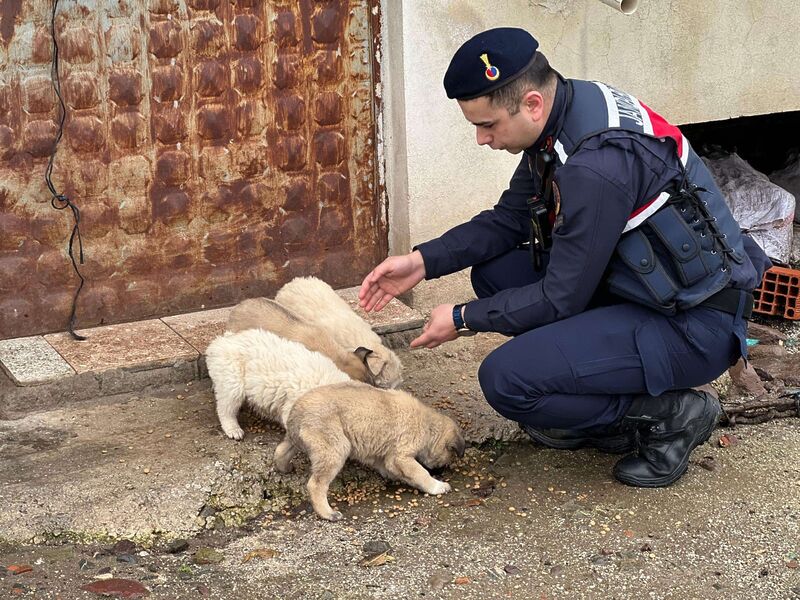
[[630, 421, 686, 457], [633, 428, 642, 456]]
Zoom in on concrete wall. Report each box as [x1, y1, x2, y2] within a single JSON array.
[[380, 0, 800, 265]]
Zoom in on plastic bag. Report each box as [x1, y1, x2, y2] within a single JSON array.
[[703, 153, 796, 263], [769, 151, 800, 224]]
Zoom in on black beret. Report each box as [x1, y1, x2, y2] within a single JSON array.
[[443, 28, 539, 100]]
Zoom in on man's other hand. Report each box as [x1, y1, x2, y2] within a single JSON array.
[[410, 303, 459, 349], [359, 250, 426, 313]]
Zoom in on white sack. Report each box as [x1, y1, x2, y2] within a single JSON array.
[[703, 153, 795, 263], [768, 151, 800, 224]]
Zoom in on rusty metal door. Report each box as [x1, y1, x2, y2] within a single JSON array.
[[0, 0, 385, 339]]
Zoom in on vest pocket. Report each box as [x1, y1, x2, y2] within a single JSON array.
[[647, 204, 721, 286], [607, 229, 679, 313]]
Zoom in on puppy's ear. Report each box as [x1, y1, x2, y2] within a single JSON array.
[[355, 347, 387, 377], [354, 346, 373, 362], [354, 347, 376, 385], [451, 435, 466, 458]]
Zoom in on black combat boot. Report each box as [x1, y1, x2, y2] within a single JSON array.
[[613, 389, 721, 488], [520, 423, 635, 454]]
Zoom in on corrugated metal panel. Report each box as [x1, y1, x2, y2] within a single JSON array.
[[0, 0, 385, 339]]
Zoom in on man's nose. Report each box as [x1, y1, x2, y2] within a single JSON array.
[[476, 129, 491, 146]]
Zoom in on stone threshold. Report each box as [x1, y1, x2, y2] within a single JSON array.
[[0, 288, 424, 417]]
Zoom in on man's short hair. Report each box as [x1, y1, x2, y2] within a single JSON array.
[[487, 53, 556, 114]]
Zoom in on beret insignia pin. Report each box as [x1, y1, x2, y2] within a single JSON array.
[[480, 53, 500, 81]]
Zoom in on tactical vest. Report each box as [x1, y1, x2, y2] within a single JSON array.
[[549, 79, 762, 314]]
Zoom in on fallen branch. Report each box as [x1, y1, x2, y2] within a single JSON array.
[[721, 394, 800, 425]]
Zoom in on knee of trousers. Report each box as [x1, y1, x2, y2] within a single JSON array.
[[470, 263, 494, 299], [478, 351, 542, 421]]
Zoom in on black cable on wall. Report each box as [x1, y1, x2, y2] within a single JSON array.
[[46, 0, 86, 341]]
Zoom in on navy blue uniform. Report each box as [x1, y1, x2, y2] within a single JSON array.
[[416, 77, 769, 430]]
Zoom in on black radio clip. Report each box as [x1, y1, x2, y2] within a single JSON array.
[[527, 142, 557, 272], [527, 195, 552, 271]]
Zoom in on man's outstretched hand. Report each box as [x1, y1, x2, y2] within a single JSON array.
[[359, 250, 426, 313], [410, 303, 459, 349]]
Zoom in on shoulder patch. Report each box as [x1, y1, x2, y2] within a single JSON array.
[[552, 180, 563, 231], [552, 180, 561, 215]]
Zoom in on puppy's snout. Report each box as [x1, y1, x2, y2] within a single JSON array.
[[453, 436, 466, 458]]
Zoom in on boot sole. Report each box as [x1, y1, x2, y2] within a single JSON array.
[[524, 427, 634, 455], [613, 400, 721, 488]]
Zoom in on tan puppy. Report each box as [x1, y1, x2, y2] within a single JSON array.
[[226, 297, 375, 385], [275, 277, 403, 389], [275, 382, 466, 521]]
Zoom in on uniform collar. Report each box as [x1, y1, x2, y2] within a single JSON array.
[[524, 74, 569, 155]]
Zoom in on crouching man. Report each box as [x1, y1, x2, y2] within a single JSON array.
[[358, 28, 770, 487]]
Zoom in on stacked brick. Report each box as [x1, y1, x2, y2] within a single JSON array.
[[0, 1, 384, 339], [753, 266, 800, 320]]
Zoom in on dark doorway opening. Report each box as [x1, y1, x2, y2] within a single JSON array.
[[680, 110, 800, 174]]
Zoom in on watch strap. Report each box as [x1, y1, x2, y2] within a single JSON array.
[[452, 304, 466, 330]]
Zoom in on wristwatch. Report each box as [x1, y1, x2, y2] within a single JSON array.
[[452, 304, 477, 337]]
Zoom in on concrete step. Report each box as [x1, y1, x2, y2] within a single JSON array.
[[0, 288, 424, 419]]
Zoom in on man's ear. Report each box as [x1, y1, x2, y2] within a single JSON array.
[[522, 89, 544, 120]]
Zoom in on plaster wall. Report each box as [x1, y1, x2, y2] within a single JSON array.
[[380, 0, 800, 259]]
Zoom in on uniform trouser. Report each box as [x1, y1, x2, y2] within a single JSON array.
[[472, 249, 744, 431]]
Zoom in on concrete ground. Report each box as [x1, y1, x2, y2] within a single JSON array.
[[1, 328, 799, 599]]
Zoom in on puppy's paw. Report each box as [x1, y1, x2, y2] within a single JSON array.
[[428, 480, 452, 495], [321, 510, 343, 522], [223, 426, 245, 441], [274, 461, 294, 474]]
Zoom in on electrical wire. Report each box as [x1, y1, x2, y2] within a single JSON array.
[[46, 0, 86, 341]]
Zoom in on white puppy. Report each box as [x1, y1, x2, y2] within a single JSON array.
[[275, 276, 403, 388], [205, 328, 349, 439]]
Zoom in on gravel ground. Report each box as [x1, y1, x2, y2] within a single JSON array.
[[1, 332, 799, 599]]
